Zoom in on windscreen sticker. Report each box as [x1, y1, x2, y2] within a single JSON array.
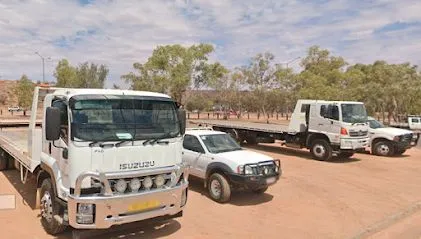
[[116, 133, 133, 139]]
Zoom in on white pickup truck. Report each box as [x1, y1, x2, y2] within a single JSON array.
[[367, 117, 419, 156], [182, 128, 281, 203]]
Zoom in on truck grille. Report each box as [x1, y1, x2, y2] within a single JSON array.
[[349, 130, 368, 137], [108, 173, 173, 194]]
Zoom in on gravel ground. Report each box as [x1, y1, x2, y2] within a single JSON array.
[[1, 144, 421, 239]]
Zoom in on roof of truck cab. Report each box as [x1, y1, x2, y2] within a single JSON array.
[[185, 129, 226, 136], [297, 99, 364, 104], [48, 88, 172, 100]]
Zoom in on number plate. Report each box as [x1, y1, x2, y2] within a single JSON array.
[[266, 177, 276, 184], [128, 200, 160, 212]]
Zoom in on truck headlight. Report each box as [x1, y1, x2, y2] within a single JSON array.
[[115, 179, 127, 193], [129, 178, 141, 192], [154, 174, 166, 188], [77, 203, 95, 224], [143, 176, 153, 189]]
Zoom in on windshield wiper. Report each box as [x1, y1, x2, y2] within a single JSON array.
[[88, 141, 114, 148], [115, 139, 133, 147]]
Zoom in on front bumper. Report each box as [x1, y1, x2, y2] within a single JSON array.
[[67, 165, 189, 229], [228, 173, 280, 190], [340, 137, 369, 150]]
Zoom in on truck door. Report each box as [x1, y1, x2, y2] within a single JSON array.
[[182, 134, 206, 177], [50, 99, 70, 187], [314, 104, 341, 144]]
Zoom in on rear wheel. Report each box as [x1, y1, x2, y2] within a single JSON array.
[[310, 139, 333, 161], [40, 178, 67, 235], [208, 173, 231, 203], [373, 141, 395, 156]]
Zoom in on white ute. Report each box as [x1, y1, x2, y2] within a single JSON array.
[[367, 117, 418, 156], [182, 128, 281, 203]]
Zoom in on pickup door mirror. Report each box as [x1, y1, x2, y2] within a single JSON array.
[[45, 107, 61, 141], [178, 108, 186, 135]]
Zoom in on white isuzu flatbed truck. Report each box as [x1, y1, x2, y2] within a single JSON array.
[[0, 87, 189, 235], [194, 100, 370, 161]]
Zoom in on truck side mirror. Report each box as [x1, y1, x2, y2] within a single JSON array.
[[46, 107, 61, 141], [178, 108, 186, 135]]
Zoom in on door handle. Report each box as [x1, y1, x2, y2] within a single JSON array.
[[318, 123, 323, 126], [330, 121, 333, 124]]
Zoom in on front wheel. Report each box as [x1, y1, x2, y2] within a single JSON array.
[[338, 152, 354, 159], [310, 139, 333, 161], [207, 173, 231, 203], [40, 178, 67, 235], [373, 141, 395, 156]]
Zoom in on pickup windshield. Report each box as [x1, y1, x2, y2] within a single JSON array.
[[368, 119, 384, 129], [69, 96, 180, 142], [341, 104, 367, 123], [200, 134, 242, 154]]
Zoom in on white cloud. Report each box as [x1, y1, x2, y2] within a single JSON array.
[[0, 0, 420, 87]]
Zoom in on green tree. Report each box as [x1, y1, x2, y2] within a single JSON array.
[[122, 43, 218, 103], [14, 74, 34, 114], [241, 52, 280, 119], [54, 59, 108, 88], [185, 93, 213, 112]]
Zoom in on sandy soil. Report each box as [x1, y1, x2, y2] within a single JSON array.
[[1, 143, 421, 239]]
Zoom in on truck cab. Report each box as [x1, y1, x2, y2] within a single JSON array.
[[3, 87, 190, 234], [288, 100, 369, 160]]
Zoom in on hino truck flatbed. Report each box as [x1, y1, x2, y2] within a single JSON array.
[[192, 100, 370, 161]]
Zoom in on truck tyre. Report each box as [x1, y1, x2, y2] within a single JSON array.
[[207, 173, 231, 203], [227, 129, 242, 144], [40, 178, 67, 235], [0, 150, 8, 171], [310, 139, 332, 161], [245, 134, 257, 145], [252, 186, 268, 194], [373, 141, 395, 156], [338, 152, 354, 159]]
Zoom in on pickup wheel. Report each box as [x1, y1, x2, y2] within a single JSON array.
[[373, 141, 395, 156], [252, 186, 268, 194], [40, 178, 67, 235], [208, 173, 231, 203], [310, 139, 333, 161]]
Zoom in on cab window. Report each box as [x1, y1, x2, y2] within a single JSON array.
[[183, 135, 205, 153]]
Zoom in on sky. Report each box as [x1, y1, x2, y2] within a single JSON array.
[[1, 0, 421, 88]]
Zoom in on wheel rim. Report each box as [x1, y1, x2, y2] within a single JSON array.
[[377, 144, 390, 155], [210, 179, 222, 198], [41, 191, 53, 222], [313, 144, 326, 158]]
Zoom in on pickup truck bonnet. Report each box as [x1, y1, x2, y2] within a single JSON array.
[[217, 150, 274, 165], [371, 127, 413, 136]]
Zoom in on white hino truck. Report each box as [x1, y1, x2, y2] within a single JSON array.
[[194, 100, 370, 161], [0, 87, 189, 235]]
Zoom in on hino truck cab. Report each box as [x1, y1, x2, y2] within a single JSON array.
[[288, 100, 369, 160]]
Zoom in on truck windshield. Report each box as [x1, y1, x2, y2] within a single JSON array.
[[341, 104, 367, 124], [200, 134, 242, 154], [69, 96, 180, 142]]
